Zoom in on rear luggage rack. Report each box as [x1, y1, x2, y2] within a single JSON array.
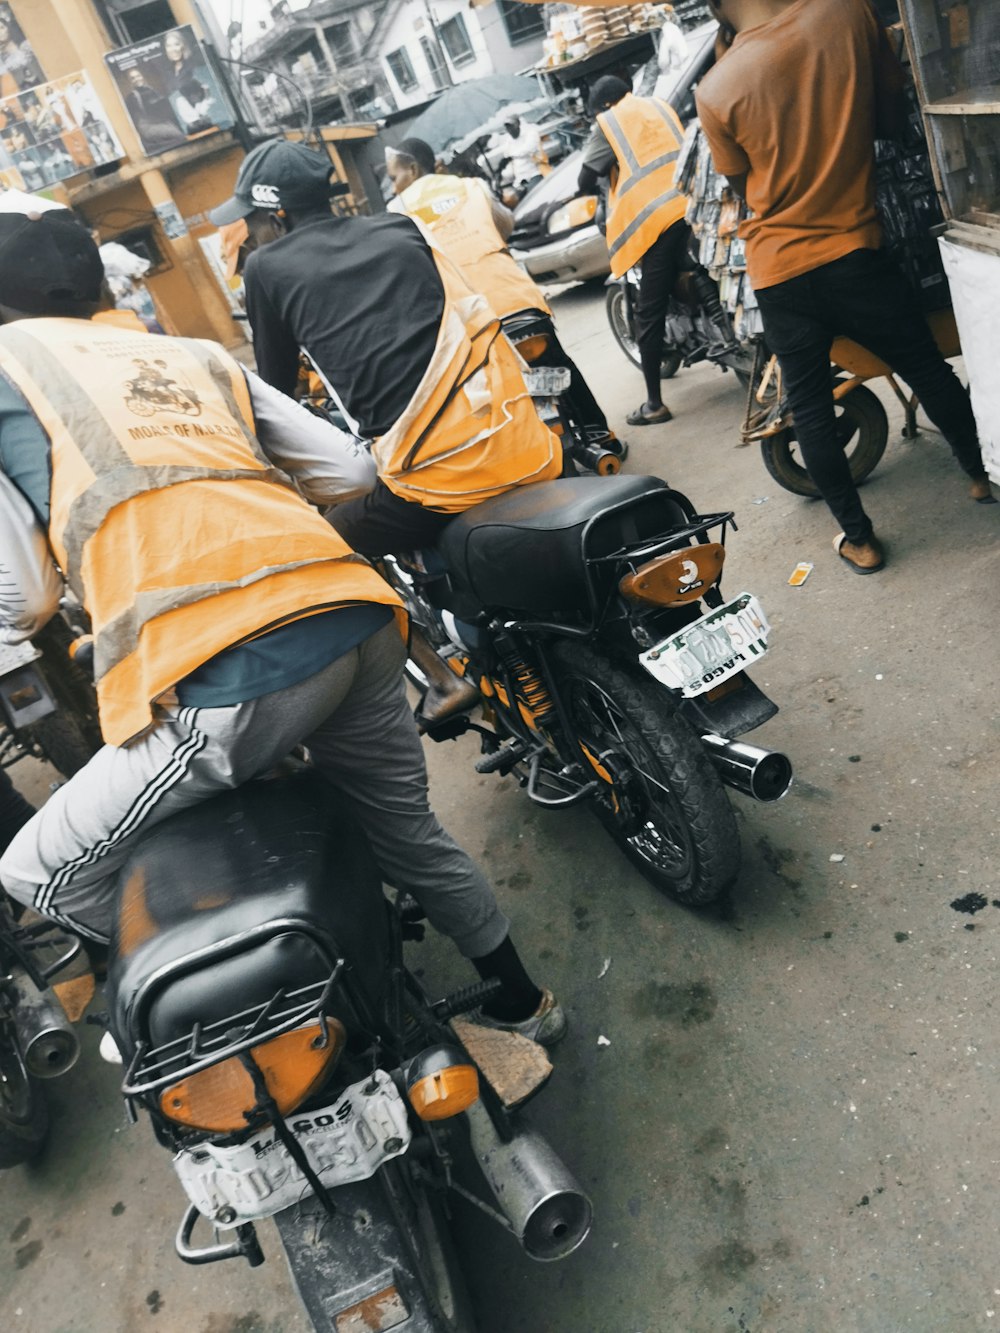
[[122, 964, 343, 1101]]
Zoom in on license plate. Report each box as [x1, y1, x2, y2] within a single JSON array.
[[173, 1069, 411, 1227], [639, 593, 770, 697]]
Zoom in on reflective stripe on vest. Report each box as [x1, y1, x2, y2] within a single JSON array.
[[400, 175, 550, 321], [371, 245, 561, 513], [598, 94, 688, 278], [0, 318, 404, 745]]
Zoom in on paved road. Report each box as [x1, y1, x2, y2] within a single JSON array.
[[2, 279, 998, 1333]]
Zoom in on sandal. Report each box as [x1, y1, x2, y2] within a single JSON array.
[[626, 403, 673, 426]]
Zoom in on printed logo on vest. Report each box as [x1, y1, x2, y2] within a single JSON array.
[[124, 359, 202, 419], [251, 183, 280, 207]]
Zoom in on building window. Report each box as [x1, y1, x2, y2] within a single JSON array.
[[438, 15, 475, 68], [496, 0, 544, 46], [419, 36, 448, 91], [386, 47, 417, 93], [97, 0, 177, 44]]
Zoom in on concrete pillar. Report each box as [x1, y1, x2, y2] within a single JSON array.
[[138, 168, 236, 345]]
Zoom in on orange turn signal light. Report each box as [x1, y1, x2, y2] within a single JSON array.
[[512, 333, 550, 363], [406, 1043, 480, 1121], [160, 1018, 346, 1133], [619, 543, 725, 607]]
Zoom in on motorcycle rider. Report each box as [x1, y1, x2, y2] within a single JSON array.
[[385, 136, 622, 458], [209, 138, 562, 723], [578, 75, 689, 427], [697, 0, 994, 573], [491, 114, 544, 201], [0, 209, 567, 1047]]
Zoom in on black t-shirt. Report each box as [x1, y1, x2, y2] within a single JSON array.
[[243, 212, 445, 438]]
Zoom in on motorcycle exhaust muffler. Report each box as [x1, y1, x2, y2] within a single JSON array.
[[701, 733, 793, 803], [464, 1099, 592, 1261], [11, 969, 80, 1078]]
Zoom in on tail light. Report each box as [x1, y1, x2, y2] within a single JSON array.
[[619, 543, 725, 607], [159, 1018, 346, 1133], [406, 1044, 479, 1121], [512, 332, 550, 363]]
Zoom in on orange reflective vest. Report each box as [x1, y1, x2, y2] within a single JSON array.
[[597, 94, 688, 278], [0, 318, 403, 746], [398, 174, 550, 321], [371, 248, 561, 513]]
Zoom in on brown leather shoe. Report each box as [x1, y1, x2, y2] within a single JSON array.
[[970, 477, 997, 504], [833, 532, 885, 575]]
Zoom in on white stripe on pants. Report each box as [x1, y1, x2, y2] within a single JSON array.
[[0, 623, 509, 959]]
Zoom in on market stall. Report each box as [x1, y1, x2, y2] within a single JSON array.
[[897, 0, 1000, 477]]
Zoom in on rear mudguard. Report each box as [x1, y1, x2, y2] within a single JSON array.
[[274, 1162, 469, 1333], [678, 671, 777, 739]]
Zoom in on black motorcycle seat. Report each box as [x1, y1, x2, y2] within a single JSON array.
[[107, 772, 390, 1054], [438, 474, 688, 615]]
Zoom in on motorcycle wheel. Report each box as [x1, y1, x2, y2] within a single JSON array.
[[0, 1039, 49, 1168], [380, 1157, 476, 1333], [552, 641, 739, 906], [759, 383, 889, 499], [604, 288, 682, 379], [26, 712, 98, 778]]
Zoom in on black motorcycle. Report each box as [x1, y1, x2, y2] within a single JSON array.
[[605, 261, 755, 387], [502, 307, 626, 476], [0, 612, 103, 780], [1, 767, 590, 1330], [385, 473, 793, 908]]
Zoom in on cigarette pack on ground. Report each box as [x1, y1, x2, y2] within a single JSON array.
[[788, 562, 813, 587]]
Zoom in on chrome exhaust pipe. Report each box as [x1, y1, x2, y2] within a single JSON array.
[[702, 733, 793, 803], [12, 969, 80, 1078], [464, 1099, 592, 1261]]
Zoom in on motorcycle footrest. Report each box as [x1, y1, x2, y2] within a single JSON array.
[[432, 978, 501, 1022], [475, 739, 542, 776]]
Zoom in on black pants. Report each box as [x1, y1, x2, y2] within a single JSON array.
[[329, 478, 453, 557], [636, 219, 691, 404], [755, 248, 986, 544]]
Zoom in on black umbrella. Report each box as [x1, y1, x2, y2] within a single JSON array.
[[407, 74, 543, 152]]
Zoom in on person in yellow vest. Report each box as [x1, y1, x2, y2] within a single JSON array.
[[385, 137, 620, 457], [578, 75, 690, 426], [209, 141, 561, 553], [209, 139, 563, 725], [0, 210, 567, 1048]]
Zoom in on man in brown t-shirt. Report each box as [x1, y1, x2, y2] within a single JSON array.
[[696, 0, 994, 575]]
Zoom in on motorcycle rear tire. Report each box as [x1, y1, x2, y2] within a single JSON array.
[[0, 1040, 49, 1168], [380, 1157, 476, 1333], [26, 712, 98, 778], [759, 383, 889, 499], [604, 288, 682, 379], [552, 641, 740, 906]]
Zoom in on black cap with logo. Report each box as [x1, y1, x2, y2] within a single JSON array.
[[208, 139, 335, 225]]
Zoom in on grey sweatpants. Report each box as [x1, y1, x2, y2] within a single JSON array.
[[0, 623, 509, 958]]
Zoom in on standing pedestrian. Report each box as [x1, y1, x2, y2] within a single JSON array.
[[696, 0, 994, 575], [578, 76, 689, 426]]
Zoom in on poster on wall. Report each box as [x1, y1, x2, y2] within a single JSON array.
[[105, 25, 233, 158], [0, 5, 44, 96], [0, 71, 123, 193]]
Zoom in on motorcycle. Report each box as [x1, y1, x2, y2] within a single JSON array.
[[605, 260, 755, 387], [0, 612, 103, 779], [385, 472, 793, 908], [502, 308, 626, 477], [1, 751, 590, 1330]]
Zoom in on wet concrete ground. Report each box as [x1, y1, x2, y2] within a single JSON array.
[[2, 280, 999, 1333]]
